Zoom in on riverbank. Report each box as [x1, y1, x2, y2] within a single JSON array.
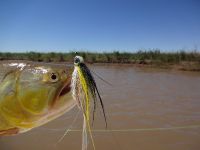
[[91, 61, 200, 72], [0, 50, 200, 71], [0, 59, 200, 72]]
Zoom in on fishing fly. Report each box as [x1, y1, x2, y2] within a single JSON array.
[[71, 56, 107, 150]]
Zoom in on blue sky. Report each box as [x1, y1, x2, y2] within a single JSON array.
[[0, 0, 200, 52]]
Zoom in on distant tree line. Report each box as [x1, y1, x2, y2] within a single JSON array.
[[0, 50, 200, 65]]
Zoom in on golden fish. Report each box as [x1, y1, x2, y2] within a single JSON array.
[[0, 62, 75, 135]]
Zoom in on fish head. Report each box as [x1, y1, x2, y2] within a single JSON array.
[[1, 64, 76, 130]]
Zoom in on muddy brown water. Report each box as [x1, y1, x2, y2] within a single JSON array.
[[0, 64, 200, 150]]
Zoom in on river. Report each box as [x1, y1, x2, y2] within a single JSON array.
[[0, 64, 200, 150]]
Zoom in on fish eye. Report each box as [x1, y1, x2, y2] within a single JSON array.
[[50, 73, 59, 82], [51, 73, 57, 80]]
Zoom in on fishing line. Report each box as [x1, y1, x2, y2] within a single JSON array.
[[41, 125, 200, 132], [66, 125, 200, 132], [90, 69, 112, 86], [56, 110, 80, 144]]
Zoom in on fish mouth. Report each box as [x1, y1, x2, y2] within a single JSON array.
[[58, 68, 74, 98], [58, 79, 71, 97], [50, 76, 72, 109]]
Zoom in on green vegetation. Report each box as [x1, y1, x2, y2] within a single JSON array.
[[0, 50, 200, 71]]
